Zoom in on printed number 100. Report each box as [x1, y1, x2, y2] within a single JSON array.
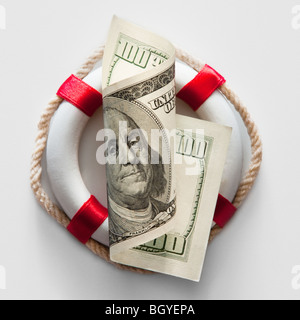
[[116, 38, 151, 68]]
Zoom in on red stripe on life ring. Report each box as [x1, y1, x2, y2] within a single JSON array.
[[213, 194, 236, 228], [67, 196, 108, 244], [57, 75, 102, 117], [177, 64, 225, 111]]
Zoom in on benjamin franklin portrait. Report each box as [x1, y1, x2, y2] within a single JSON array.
[[103, 106, 175, 245]]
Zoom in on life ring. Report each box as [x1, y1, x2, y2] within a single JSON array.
[[46, 59, 244, 247]]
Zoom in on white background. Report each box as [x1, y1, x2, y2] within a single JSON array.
[[0, 0, 299, 300]]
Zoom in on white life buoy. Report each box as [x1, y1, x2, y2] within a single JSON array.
[[46, 60, 243, 247]]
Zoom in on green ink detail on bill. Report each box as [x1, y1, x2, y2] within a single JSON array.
[[107, 33, 169, 86], [133, 131, 214, 262]]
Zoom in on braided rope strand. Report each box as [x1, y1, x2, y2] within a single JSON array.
[[219, 83, 263, 208]]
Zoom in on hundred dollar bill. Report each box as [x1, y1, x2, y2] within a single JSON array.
[[112, 115, 232, 281], [102, 16, 177, 257]]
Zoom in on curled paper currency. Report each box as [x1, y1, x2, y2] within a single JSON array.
[[102, 16, 177, 255], [101, 17, 231, 281]]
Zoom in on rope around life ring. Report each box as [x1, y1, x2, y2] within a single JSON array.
[[30, 46, 262, 273]]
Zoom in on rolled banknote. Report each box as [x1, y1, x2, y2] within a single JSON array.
[[102, 16, 177, 256], [101, 17, 231, 281], [111, 114, 232, 281]]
